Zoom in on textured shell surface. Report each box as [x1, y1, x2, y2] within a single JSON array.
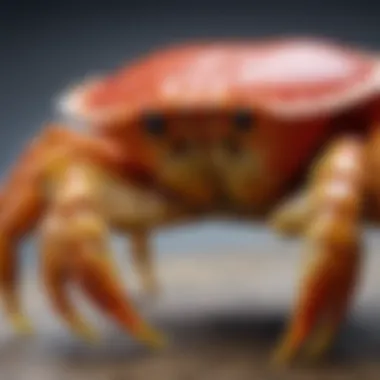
[[59, 37, 380, 123]]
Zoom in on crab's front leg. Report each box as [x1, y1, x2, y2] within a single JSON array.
[[271, 135, 366, 366], [40, 161, 166, 346], [0, 125, 166, 346], [0, 171, 43, 333]]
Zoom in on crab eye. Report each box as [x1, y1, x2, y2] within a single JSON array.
[[142, 111, 166, 136], [233, 109, 254, 131]]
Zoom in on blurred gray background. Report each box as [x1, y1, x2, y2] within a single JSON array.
[[1, 1, 380, 378]]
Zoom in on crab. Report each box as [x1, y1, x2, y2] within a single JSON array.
[[1, 36, 380, 366]]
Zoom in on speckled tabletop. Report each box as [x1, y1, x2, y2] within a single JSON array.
[[1, 234, 380, 380]]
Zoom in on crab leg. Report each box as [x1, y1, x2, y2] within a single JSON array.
[[0, 125, 118, 332], [0, 124, 166, 347], [0, 182, 43, 333], [41, 159, 166, 347], [129, 230, 159, 297], [0, 128, 60, 332], [40, 214, 99, 341], [271, 136, 365, 366], [366, 126, 380, 218], [270, 191, 314, 237]]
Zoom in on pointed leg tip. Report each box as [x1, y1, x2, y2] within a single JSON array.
[[10, 314, 34, 336], [302, 335, 333, 364], [75, 326, 100, 344], [270, 354, 286, 369], [302, 347, 324, 364], [67, 318, 100, 344], [135, 325, 169, 350], [270, 344, 296, 370]]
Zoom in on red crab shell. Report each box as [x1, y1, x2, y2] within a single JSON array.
[[59, 37, 380, 127]]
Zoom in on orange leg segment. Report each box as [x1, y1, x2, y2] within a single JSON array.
[[271, 135, 365, 366], [0, 124, 166, 348], [0, 185, 43, 333], [129, 230, 159, 298], [44, 162, 166, 347], [270, 191, 313, 237]]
